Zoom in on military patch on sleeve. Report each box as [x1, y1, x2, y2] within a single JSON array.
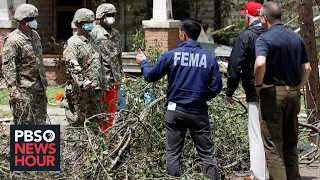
[[3, 49, 13, 61], [4, 54, 11, 61]]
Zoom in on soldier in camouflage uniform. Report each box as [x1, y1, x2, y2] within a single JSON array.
[[91, 3, 123, 131], [63, 8, 105, 127], [1, 4, 48, 125]]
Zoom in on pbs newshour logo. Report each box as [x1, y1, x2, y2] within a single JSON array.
[[10, 125, 60, 171]]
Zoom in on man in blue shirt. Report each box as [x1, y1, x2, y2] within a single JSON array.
[[254, 2, 311, 179], [136, 19, 222, 179]]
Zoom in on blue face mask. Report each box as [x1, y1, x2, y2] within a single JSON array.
[[82, 23, 93, 32]]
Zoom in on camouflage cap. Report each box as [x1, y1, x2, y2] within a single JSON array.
[[96, 3, 116, 19], [73, 8, 95, 24], [14, 4, 38, 21]]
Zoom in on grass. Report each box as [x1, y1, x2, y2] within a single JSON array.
[[46, 86, 64, 107], [0, 89, 8, 105], [0, 86, 64, 107]]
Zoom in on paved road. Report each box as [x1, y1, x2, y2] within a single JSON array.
[[232, 160, 320, 179]]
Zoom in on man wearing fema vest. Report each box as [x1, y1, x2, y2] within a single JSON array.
[[136, 19, 222, 180]]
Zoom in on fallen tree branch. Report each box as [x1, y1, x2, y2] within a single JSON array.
[[84, 119, 111, 179], [139, 95, 166, 121], [107, 127, 130, 158], [299, 122, 320, 133], [110, 128, 132, 170]]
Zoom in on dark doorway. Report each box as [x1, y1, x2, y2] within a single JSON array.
[[55, 0, 83, 40]]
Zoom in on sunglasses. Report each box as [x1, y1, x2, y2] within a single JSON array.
[[104, 13, 115, 17], [24, 17, 36, 22], [259, 14, 268, 18]]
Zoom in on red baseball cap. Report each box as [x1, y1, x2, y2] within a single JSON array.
[[240, 1, 262, 16]]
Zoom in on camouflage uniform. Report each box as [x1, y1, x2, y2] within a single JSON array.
[[63, 8, 105, 126], [90, 4, 122, 131], [1, 4, 48, 125], [91, 3, 123, 87]]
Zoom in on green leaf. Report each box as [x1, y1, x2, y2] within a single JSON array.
[[101, 150, 108, 155]]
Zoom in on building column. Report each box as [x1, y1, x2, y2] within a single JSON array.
[[142, 0, 180, 52]]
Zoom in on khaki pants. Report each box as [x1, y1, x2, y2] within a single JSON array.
[[260, 89, 301, 180]]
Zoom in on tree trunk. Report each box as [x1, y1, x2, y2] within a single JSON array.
[[213, 0, 221, 30], [298, 0, 320, 142]]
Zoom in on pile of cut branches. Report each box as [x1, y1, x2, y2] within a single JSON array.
[[0, 39, 249, 180]]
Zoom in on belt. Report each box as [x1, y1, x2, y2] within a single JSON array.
[[266, 85, 299, 91]]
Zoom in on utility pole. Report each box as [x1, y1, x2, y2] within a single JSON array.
[[298, 0, 320, 129]]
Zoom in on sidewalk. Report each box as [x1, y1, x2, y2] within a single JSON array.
[[0, 105, 67, 125], [0, 105, 64, 115]]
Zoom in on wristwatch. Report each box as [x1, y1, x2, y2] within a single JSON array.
[[255, 83, 263, 87]]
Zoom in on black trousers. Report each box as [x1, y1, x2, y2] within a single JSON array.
[[165, 110, 219, 179]]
